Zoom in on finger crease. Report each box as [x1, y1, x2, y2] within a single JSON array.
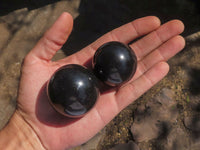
[[131, 44, 142, 61], [94, 108, 106, 126], [89, 44, 98, 53], [139, 60, 148, 74], [143, 73, 155, 86], [154, 30, 164, 44], [157, 49, 166, 61], [130, 21, 140, 37], [109, 31, 120, 41], [128, 82, 140, 99]]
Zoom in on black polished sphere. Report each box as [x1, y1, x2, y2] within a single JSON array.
[[47, 64, 99, 118], [93, 41, 137, 86]]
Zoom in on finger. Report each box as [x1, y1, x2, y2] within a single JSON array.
[[28, 12, 73, 61], [59, 16, 161, 65], [115, 62, 169, 110], [132, 35, 185, 80], [90, 16, 161, 50], [131, 20, 184, 61]]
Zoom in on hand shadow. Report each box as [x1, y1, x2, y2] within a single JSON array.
[[35, 82, 80, 127]]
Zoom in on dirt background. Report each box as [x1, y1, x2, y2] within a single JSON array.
[[0, 0, 200, 149]]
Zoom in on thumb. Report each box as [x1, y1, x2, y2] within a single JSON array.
[[28, 12, 73, 61]]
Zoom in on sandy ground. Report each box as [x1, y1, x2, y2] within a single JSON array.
[[0, 0, 200, 149]]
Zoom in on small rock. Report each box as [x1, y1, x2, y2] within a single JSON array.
[[190, 141, 200, 150], [131, 88, 178, 142], [109, 141, 139, 150], [166, 126, 200, 150], [184, 115, 200, 132], [165, 128, 190, 150]]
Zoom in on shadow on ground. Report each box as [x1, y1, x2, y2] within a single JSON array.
[[1, 0, 200, 55], [0, 0, 61, 15], [62, 0, 200, 55], [188, 68, 200, 95]]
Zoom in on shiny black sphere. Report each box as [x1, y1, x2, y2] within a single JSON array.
[[47, 64, 99, 118], [93, 41, 137, 86]]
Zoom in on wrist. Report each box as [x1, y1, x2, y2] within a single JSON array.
[[0, 111, 45, 150]]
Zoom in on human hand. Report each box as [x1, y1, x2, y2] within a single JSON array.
[[4, 12, 185, 150]]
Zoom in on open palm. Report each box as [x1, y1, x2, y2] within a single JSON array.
[[16, 12, 185, 150]]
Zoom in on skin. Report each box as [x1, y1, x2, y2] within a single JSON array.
[[0, 12, 185, 150]]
